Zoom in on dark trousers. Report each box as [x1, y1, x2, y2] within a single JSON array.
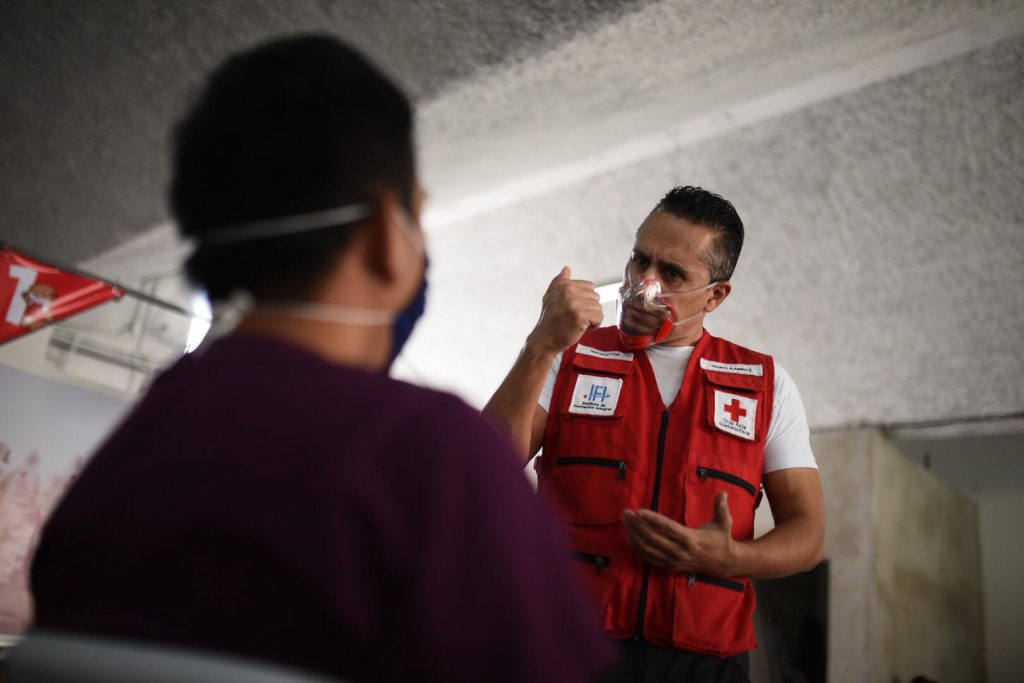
[[596, 638, 750, 683]]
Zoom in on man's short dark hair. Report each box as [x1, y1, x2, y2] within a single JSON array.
[[651, 186, 744, 282], [171, 34, 415, 302]]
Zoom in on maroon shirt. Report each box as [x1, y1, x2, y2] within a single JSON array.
[[32, 334, 613, 682]]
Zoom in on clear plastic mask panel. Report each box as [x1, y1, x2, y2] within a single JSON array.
[[618, 276, 677, 324]]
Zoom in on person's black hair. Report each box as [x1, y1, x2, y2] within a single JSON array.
[[171, 34, 415, 302], [651, 186, 744, 282]]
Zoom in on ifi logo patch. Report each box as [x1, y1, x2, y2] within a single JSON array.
[[569, 374, 623, 416]]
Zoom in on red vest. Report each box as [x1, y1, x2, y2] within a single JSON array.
[[538, 327, 774, 657]]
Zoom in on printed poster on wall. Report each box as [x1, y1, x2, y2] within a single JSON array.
[[0, 364, 131, 635]]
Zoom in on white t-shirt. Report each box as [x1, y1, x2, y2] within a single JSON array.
[[538, 345, 817, 474]]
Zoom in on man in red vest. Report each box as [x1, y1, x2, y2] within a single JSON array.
[[484, 186, 825, 683]]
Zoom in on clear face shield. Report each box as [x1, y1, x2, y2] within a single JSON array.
[[616, 269, 717, 350]]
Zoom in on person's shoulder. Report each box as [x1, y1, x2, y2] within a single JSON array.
[[187, 334, 513, 452], [382, 379, 478, 422], [701, 333, 798, 402], [772, 361, 794, 384], [361, 380, 526, 489], [155, 335, 471, 423], [575, 326, 636, 358], [703, 331, 773, 363], [579, 325, 621, 347], [388, 381, 508, 447], [317, 372, 496, 450], [770, 361, 804, 400], [152, 333, 339, 392]]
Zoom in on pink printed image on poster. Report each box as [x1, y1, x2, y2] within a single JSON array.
[[0, 365, 130, 636]]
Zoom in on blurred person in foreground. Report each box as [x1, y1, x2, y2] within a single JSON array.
[[484, 186, 825, 683], [30, 34, 614, 683]]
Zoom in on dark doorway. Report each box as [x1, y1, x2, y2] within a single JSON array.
[[753, 560, 829, 683]]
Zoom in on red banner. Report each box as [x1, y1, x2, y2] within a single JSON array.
[[1, 245, 123, 344]]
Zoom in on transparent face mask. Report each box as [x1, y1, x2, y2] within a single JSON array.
[[617, 270, 717, 348]]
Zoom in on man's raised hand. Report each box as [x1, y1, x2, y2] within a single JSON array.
[[525, 266, 605, 355]]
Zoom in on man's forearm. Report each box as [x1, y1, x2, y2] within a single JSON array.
[[728, 513, 825, 580], [483, 266, 604, 464], [482, 344, 556, 464]]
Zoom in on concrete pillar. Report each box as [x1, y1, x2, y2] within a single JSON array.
[[813, 428, 985, 683]]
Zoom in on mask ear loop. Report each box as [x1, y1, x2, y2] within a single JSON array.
[[394, 207, 427, 257], [651, 281, 719, 340], [197, 203, 374, 247], [654, 280, 720, 302]]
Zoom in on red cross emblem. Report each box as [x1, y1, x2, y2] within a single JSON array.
[[724, 398, 747, 422]]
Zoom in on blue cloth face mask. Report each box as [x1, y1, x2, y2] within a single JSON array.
[[195, 201, 428, 368], [390, 260, 427, 364]]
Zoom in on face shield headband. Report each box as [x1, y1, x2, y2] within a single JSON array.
[[616, 273, 717, 350]]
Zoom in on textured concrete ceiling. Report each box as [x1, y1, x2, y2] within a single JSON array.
[[1, 0, 1022, 434], [418, 0, 1024, 211], [0, 0, 651, 263]]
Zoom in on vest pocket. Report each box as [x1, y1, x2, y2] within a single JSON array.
[[570, 550, 615, 622], [547, 455, 631, 525], [688, 572, 744, 592], [557, 457, 626, 480], [571, 550, 612, 573], [563, 530, 632, 634], [671, 570, 755, 654], [684, 461, 760, 541], [696, 466, 756, 497]]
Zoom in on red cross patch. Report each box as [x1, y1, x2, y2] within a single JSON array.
[[712, 390, 757, 440]]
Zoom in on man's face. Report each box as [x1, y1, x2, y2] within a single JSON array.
[[620, 211, 721, 343]]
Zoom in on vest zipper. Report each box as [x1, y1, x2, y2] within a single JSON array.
[[696, 466, 757, 496], [571, 550, 611, 573], [688, 573, 744, 592], [554, 456, 627, 481], [633, 411, 670, 640]]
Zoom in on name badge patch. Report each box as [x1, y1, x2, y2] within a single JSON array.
[[576, 345, 634, 362], [569, 374, 623, 416], [700, 359, 763, 376], [712, 390, 757, 440]]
